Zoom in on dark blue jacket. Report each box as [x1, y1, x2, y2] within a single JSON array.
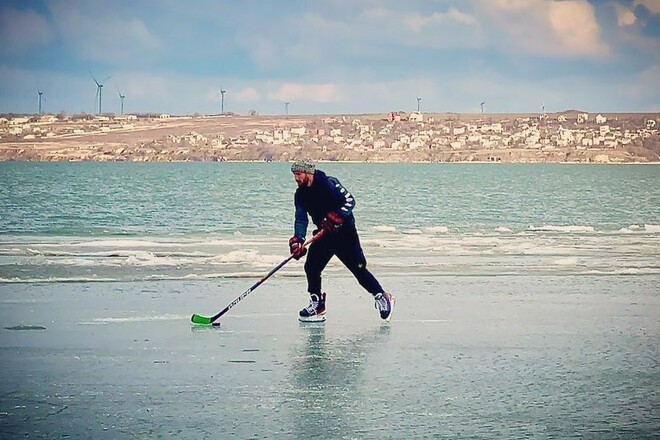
[[293, 170, 356, 239]]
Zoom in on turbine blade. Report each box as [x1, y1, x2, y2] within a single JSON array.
[[89, 70, 100, 86]]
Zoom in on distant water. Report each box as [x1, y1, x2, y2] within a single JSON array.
[[0, 162, 658, 282]]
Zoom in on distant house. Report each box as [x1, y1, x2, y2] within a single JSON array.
[[577, 113, 589, 124], [409, 111, 424, 122], [39, 115, 58, 123], [595, 114, 607, 124], [9, 117, 29, 125], [115, 114, 138, 121], [290, 127, 306, 136], [388, 112, 402, 122], [159, 114, 170, 119]]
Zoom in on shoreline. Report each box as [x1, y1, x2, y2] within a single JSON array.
[[1, 113, 658, 164], [1, 159, 659, 165]]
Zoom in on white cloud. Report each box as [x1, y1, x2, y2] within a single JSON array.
[[240, 3, 485, 71], [234, 87, 260, 102], [404, 8, 479, 32], [547, 1, 609, 56], [614, 5, 637, 27], [481, 0, 610, 58], [267, 83, 343, 103]]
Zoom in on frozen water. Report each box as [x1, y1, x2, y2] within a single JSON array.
[[1, 275, 658, 438]]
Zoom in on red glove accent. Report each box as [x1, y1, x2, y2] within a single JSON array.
[[320, 211, 344, 234], [288, 236, 307, 260]]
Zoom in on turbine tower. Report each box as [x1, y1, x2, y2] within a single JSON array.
[[416, 97, 422, 112], [284, 102, 289, 117], [118, 91, 126, 115], [480, 101, 485, 114], [90, 71, 111, 115], [220, 89, 226, 114], [38, 90, 44, 115]]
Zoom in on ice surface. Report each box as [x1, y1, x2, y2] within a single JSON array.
[[1, 275, 658, 438]]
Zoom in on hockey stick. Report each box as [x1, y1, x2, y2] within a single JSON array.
[[191, 230, 325, 325]]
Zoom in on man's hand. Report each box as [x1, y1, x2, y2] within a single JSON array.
[[320, 211, 344, 234], [288, 236, 307, 260]]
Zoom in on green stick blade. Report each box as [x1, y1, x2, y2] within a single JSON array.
[[191, 314, 212, 325]]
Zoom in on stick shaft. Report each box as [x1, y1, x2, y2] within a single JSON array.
[[210, 253, 294, 321], [195, 230, 325, 324]]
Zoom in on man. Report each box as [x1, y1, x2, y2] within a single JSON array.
[[288, 159, 394, 322]]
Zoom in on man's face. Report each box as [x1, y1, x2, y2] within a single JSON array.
[[293, 171, 311, 187]]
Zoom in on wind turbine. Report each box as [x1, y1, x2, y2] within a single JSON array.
[[220, 88, 226, 114], [38, 90, 44, 115], [118, 90, 126, 115], [480, 101, 485, 114], [284, 102, 289, 117], [90, 71, 111, 115], [416, 97, 422, 112]]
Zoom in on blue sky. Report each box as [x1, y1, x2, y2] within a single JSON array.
[[1, 0, 658, 115]]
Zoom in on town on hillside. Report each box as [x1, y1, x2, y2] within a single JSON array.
[[0, 111, 658, 163]]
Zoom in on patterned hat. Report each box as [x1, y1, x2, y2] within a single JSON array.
[[291, 159, 315, 174]]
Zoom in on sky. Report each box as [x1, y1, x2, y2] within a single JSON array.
[[0, 0, 659, 116]]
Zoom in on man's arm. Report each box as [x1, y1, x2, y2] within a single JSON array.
[[293, 193, 309, 239], [326, 176, 356, 219]]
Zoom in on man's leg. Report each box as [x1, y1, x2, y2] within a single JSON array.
[[334, 227, 384, 295], [335, 227, 395, 321], [299, 238, 335, 320], [304, 237, 335, 294]]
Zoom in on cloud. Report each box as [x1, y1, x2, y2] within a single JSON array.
[[613, 4, 637, 26], [234, 87, 260, 102], [623, 64, 660, 99], [404, 8, 479, 32], [608, 0, 660, 59], [481, 0, 610, 58], [634, 0, 660, 14], [0, 6, 52, 55], [614, 0, 660, 27], [46, 1, 161, 65], [239, 3, 485, 72], [267, 83, 343, 103]]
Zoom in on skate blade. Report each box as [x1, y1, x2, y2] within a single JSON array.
[[298, 314, 326, 323]]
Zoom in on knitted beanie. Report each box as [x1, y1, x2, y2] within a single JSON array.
[[290, 160, 315, 174]]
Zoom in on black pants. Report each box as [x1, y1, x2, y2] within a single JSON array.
[[304, 225, 383, 296]]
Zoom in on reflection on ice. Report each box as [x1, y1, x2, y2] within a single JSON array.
[[287, 323, 392, 438]]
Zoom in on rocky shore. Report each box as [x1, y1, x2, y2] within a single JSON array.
[[1, 112, 658, 163]]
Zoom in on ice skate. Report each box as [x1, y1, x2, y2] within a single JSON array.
[[298, 293, 326, 322], [298, 293, 327, 322], [374, 292, 395, 321]]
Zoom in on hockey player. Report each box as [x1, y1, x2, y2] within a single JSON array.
[[288, 159, 395, 322]]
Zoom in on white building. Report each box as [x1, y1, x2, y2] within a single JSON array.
[[409, 112, 424, 122]]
